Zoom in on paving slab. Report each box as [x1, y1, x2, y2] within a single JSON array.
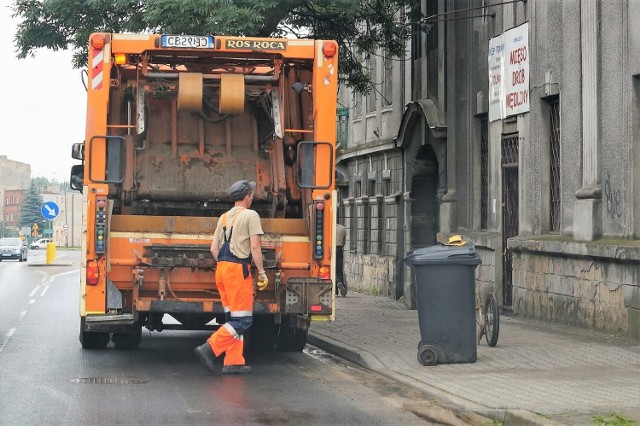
[[309, 291, 640, 425]]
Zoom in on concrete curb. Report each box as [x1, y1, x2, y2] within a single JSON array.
[[27, 262, 74, 267], [308, 330, 557, 425]]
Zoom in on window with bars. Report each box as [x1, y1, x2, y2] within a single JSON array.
[[480, 117, 489, 229], [337, 107, 349, 148], [549, 97, 561, 233], [384, 175, 391, 197]]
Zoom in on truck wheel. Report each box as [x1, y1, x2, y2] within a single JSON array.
[[276, 317, 308, 352], [277, 327, 307, 352], [112, 327, 142, 350], [79, 318, 110, 349]]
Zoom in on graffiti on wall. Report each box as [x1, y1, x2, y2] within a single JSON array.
[[604, 173, 622, 219]]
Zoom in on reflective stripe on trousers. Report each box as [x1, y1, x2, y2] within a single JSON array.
[[207, 260, 254, 366]]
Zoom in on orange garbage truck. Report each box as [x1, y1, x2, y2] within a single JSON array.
[[69, 33, 339, 351]]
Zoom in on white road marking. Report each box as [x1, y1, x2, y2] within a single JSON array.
[[48, 270, 79, 282], [41, 286, 49, 297], [29, 286, 41, 297], [0, 328, 16, 353], [29, 299, 35, 304], [19, 311, 27, 321]]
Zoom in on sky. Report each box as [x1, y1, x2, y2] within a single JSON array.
[[1, 3, 86, 183]]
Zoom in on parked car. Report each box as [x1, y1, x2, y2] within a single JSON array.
[[29, 238, 53, 250], [0, 238, 28, 262]]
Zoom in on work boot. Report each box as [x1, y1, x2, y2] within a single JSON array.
[[194, 343, 217, 373], [221, 365, 252, 375]]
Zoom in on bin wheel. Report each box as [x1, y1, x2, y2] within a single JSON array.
[[417, 345, 438, 366], [484, 292, 500, 347]]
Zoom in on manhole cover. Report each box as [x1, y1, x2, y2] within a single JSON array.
[[70, 377, 148, 385]]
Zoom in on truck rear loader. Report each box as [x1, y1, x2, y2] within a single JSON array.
[[70, 33, 339, 351]]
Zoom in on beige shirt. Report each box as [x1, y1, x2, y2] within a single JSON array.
[[213, 207, 264, 259], [336, 223, 346, 247]]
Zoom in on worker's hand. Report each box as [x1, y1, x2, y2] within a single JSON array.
[[257, 271, 269, 291]]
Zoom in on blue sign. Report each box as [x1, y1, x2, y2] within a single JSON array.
[[41, 201, 59, 220]]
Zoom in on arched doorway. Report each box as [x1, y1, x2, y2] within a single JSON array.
[[410, 144, 439, 249]]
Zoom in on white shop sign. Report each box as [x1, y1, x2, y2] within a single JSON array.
[[488, 22, 530, 122]]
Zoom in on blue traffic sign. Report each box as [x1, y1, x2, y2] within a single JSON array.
[[41, 201, 60, 220]]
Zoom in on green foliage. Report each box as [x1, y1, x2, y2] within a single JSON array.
[[18, 181, 45, 229], [592, 413, 636, 426], [11, 0, 420, 93]]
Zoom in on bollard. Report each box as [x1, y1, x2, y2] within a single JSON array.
[[46, 242, 56, 264]]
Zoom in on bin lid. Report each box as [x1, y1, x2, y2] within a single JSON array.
[[405, 242, 481, 266]]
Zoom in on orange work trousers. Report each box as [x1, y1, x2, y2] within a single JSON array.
[[207, 261, 254, 366]]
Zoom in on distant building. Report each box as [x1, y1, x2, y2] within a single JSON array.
[[2, 189, 27, 226], [0, 156, 31, 237]]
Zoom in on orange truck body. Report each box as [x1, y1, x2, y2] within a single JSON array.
[[71, 33, 338, 351]]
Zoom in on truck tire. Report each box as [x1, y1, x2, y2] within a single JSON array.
[[112, 326, 142, 350], [79, 318, 110, 349], [276, 316, 308, 352]]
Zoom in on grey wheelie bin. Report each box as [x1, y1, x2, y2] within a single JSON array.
[[405, 242, 481, 366]]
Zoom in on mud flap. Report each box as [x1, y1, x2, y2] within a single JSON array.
[[283, 277, 332, 315]]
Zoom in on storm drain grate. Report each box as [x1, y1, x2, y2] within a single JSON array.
[[71, 378, 148, 385]]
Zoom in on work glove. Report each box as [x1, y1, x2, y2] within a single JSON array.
[[256, 271, 269, 291]]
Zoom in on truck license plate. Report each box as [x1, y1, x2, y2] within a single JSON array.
[[161, 35, 214, 49]]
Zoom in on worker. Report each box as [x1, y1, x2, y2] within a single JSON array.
[[195, 179, 268, 375], [335, 220, 346, 296]]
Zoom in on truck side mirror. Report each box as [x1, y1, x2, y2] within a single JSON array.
[[71, 143, 85, 160], [70, 165, 84, 193]]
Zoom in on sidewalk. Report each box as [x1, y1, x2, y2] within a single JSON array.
[[308, 292, 640, 425]]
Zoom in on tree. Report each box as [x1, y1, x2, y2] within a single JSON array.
[[19, 181, 45, 231], [11, 0, 420, 94]]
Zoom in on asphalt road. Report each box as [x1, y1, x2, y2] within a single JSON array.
[[0, 250, 435, 425]]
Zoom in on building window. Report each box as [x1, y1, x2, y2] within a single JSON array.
[[549, 97, 561, 233], [353, 174, 362, 198], [383, 168, 392, 194], [480, 116, 489, 229], [366, 176, 375, 255], [411, 19, 423, 60], [383, 51, 392, 107], [354, 91, 362, 117], [350, 201, 357, 253], [366, 55, 377, 113], [425, 0, 438, 101]]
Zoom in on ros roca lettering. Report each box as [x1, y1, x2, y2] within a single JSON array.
[[226, 39, 287, 50]]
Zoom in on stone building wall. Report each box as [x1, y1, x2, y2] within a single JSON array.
[[510, 237, 640, 339], [343, 251, 396, 298]]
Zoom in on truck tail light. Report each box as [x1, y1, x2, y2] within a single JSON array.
[[322, 42, 337, 58], [314, 201, 324, 259], [87, 260, 99, 285], [319, 266, 330, 279], [310, 304, 323, 312], [91, 35, 106, 50], [114, 53, 128, 64]]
